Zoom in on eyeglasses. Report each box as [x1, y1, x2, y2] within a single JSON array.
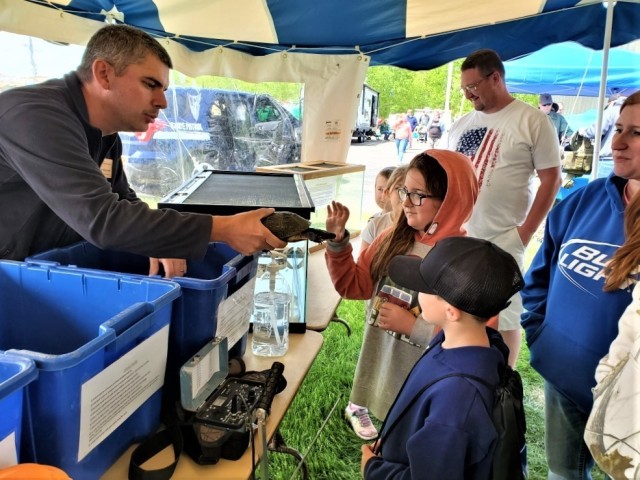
[[461, 72, 495, 94], [397, 187, 439, 206]]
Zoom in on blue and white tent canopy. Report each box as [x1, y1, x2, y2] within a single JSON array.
[[2, 0, 640, 70], [1, 0, 639, 164]]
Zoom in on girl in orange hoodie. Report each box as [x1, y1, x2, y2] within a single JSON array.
[[325, 150, 479, 440]]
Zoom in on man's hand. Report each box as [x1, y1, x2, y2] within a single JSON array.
[[326, 201, 350, 242], [149, 258, 187, 278], [210, 208, 286, 256]]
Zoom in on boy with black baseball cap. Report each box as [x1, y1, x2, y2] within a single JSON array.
[[361, 236, 524, 479]]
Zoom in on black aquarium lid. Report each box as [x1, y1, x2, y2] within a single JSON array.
[[158, 170, 315, 218]]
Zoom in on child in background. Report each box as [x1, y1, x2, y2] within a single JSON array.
[[361, 165, 408, 250], [392, 117, 412, 164], [362, 236, 524, 479], [370, 166, 395, 220], [325, 150, 479, 440]]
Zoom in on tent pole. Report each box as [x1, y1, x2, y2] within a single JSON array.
[[444, 61, 454, 113], [592, 0, 616, 180]]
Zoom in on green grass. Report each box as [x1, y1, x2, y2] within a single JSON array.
[[266, 297, 605, 479]]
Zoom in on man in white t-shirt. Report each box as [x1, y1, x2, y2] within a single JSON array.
[[447, 49, 561, 366]]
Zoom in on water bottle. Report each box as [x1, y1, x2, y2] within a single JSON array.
[[251, 260, 290, 357]]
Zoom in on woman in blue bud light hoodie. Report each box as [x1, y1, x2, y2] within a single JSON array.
[[521, 91, 640, 480]]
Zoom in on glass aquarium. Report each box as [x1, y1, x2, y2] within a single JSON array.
[[256, 160, 365, 235], [159, 170, 313, 332]]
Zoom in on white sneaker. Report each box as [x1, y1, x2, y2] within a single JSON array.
[[344, 404, 378, 440]]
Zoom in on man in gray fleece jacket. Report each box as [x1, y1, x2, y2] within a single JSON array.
[[0, 24, 284, 275]]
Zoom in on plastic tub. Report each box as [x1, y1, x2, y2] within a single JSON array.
[[0, 260, 179, 479], [27, 242, 259, 402], [0, 353, 37, 468]]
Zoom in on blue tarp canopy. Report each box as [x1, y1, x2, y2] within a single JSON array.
[[505, 42, 640, 96]]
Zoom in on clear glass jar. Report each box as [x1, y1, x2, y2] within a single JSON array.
[[251, 261, 290, 357]]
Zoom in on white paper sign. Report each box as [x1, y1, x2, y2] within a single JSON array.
[[217, 276, 256, 347], [78, 325, 169, 461]]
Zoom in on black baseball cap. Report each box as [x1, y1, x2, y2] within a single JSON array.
[[388, 237, 524, 318]]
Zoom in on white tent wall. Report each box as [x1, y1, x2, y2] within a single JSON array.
[[0, 0, 369, 165]]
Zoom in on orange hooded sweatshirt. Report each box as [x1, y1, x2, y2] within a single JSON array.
[[326, 149, 479, 301]]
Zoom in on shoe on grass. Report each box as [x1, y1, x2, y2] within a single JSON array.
[[344, 404, 378, 440]]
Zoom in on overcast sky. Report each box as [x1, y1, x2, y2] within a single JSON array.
[[1, 31, 84, 79]]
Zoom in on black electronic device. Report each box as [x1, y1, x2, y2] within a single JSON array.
[[129, 337, 286, 479], [179, 337, 285, 464]]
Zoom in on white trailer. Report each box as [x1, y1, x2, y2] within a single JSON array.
[[352, 84, 379, 143]]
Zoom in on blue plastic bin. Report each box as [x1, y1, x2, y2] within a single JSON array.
[[0, 353, 37, 468], [27, 241, 259, 402], [0, 260, 180, 480]]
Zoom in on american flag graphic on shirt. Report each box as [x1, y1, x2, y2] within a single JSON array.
[[456, 127, 501, 191]]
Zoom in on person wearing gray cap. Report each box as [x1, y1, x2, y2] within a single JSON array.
[[361, 236, 524, 479], [539, 93, 573, 145]]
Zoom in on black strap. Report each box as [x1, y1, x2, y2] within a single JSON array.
[[129, 424, 183, 480], [375, 372, 494, 455]]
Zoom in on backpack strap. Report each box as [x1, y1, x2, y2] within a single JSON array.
[[374, 372, 481, 455]]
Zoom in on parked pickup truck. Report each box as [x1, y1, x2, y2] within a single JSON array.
[[120, 87, 302, 198]]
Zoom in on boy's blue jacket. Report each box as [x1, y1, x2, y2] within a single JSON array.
[[365, 328, 506, 480], [521, 175, 633, 413]]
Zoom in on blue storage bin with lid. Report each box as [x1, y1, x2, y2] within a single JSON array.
[[0, 260, 180, 480], [0, 353, 37, 468], [26, 241, 259, 403]]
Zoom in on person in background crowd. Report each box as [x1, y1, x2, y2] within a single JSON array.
[[324, 150, 479, 441], [393, 116, 412, 164], [378, 118, 392, 141], [539, 93, 573, 145], [425, 110, 445, 149], [406, 109, 418, 132], [447, 49, 561, 367], [0, 24, 284, 276], [418, 108, 430, 130], [580, 92, 628, 158], [521, 90, 640, 479]]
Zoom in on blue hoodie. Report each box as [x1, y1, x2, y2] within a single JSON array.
[[365, 328, 506, 480], [521, 174, 633, 413]]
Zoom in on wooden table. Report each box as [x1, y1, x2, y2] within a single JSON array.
[[306, 236, 361, 331], [101, 331, 324, 480]]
